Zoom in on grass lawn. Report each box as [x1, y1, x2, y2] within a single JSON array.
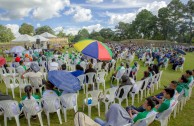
[[0, 48, 194, 126]]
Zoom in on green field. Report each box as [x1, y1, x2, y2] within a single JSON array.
[[0, 48, 194, 126]]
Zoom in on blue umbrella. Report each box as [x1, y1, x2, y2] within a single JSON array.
[[48, 70, 81, 93], [175, 48, 186, 55]]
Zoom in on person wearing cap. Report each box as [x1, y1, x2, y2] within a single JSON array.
[[15, 54, 21, 62]]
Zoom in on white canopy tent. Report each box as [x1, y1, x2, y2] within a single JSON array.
[[40, 32, 56, 39], [33, 35, 49, 41], [11, 34, 36, 43]]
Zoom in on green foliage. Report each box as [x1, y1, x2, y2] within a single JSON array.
[[0, 25, 15, 42], [89, 31, 104, 42], [35, 25, 55, 35], [74, 29, 89, 42], [57, 30, 66, 38], [19, 23, 34, 35], [99, 28, 114, 40], [67, 34, 75, 43]]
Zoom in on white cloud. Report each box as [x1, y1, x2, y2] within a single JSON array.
[[53, 26, 64, 34], [0, 0, 70, 20], [5, 24, 20, 37], [36, 23, 41, 27], [83, 24, 103, 33], [86, 0, 103, 4], [64, 28, 79, 35], [106, 12, 136, 24], [64, 6, 92, 22], [106, 1, 167, 24]]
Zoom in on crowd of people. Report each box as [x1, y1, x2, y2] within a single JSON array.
[[0, 43, 193, 126]]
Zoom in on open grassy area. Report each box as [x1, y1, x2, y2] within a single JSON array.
[[0, 48, 194, 126]]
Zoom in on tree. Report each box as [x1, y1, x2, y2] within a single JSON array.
[[57, 30, 66, 38], [67, 34, 75, 43], [35, 25, 55, 35], [74, 29, 89, 42], [0, 25, 15, 42], [89, 31, 104, 42], [19, 23, 34, 35], [99, 28, 114, 41]]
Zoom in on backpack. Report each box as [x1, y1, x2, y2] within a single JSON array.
[[74, 112, 100, 126], [30, 63, 40, 73]]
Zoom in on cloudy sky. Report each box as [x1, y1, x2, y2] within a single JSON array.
[[0, 0, 188, 36]]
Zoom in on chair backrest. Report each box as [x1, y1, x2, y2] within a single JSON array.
[[103, 87, 117, 102], [97, 71, 106, 81], [116, 68, 125, 79], [41, 96, 60, 112], [2, 76, 16, 88], [157, 101, 178, 120], [86, 72, 96, 84], [141, 78, 150, 90], [29, 76, 43, 88], [97, 62, 103, 71], [116, 85, 133, 99], [7, 67, 16, 74], [0, 100, 20, 117], [125, 68, 132, 76], [132, 80, 144, 94], [133, 114, 156, 126], [77, 74, 85, 85], [86, 90, 102, 105], [21, 99, 41, 115], [60, 93, 77, 109]]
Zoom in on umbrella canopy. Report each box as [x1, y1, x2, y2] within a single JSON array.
[[33, 35, 49, 42], [12, 34, 36, 43], [40, 32, 56, 39], [74, 39, 113, 61], [10, 46, 25, 53], [175, 48, 186, 55], [48, 70, 81, 93], [0, 57, 6, 67]]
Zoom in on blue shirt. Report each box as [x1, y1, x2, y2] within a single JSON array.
[[71, 70, 84, 77]]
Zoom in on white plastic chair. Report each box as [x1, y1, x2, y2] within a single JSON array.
[[83, 90, 102, 117], [77, 74, 86, 94], [85, 72, 96, 93], [15, 76, 28, 98], [60, 93, 78, 122], [0, 100, 22, 126], [139, 78, 150, 101], [144, 57, 153, 66], [96, 71, 106, 91], [130, 80, 144, 105], [115, 85, 133, 106], [155, 101, 178, 126], [29, 76, 44, 96], [2, 76, 19, 98], [97, 62, 103, 71], [125, 68, 132, 77], [102, 87, 117, 113], [41, 97, 62, 125], [21, 100, 43, 126], [133, 114, 156, 126], [111, 68, 125, 86]]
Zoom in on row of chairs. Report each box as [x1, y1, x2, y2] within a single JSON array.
[[0, 93, 78, 126]]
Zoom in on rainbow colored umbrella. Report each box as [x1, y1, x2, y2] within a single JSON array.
[[74, 39, 113, 61]]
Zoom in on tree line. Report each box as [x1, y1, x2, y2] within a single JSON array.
[[0, 0, 193, 43]]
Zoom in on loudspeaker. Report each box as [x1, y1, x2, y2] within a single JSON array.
[[36, 39, 40, 44]]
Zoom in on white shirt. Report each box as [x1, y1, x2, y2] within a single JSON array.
[[49, 62, 59, 71]]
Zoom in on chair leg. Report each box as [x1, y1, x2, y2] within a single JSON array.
[[11, 88, 15, 99], [4, 116, 7, 126], [56, 109, 62, 124], [46, 112, 50, 126], [105, 102, 109, 113], [27, 115, 31, 126], [98, 103, 100, 117], [63, 108, 67, 122], [131, 95, 134, 105], [88, 106, 91, 117], [37, 112, 43, 126], [14, 116, 20, 126], [126, 98, 128, 106]]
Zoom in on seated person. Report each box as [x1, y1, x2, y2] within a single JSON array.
[[129, 62, 138, 80], [16, 60, 27, 74], [94, 98, 156, 126], [155, 88, 175, 114], [71, 64, 84, 77], [49, 58, 59, 71], [176, 75, 189, 97], [141, 71, 149, 80], [61, 63, 67, 71], [22, 85, 40, 101], [112, 62, 125, 82], [185, 70, 193, 84], [42, 81, 61, 97]]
